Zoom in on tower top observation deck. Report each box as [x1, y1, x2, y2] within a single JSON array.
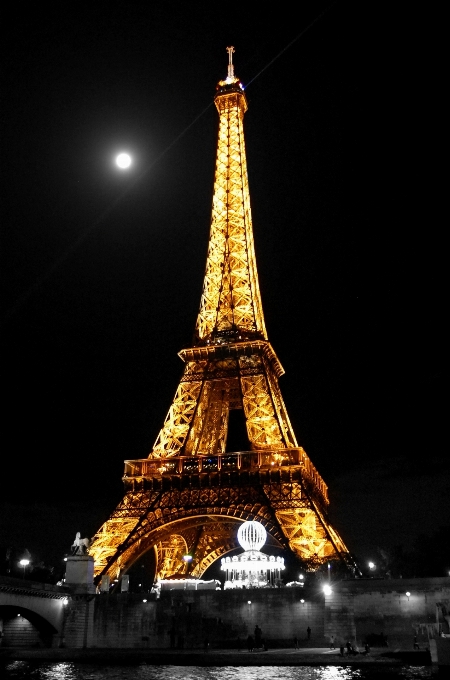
[[214, 46, 247, 109]]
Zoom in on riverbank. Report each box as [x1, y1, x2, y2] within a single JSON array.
[[0, 646, 431, 667]]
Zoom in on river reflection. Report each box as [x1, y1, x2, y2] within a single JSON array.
[[1, 663, 434, 680]]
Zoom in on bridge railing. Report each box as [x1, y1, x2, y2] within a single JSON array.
[[0, 574, 70, 597], [123, 447, 328, 503]]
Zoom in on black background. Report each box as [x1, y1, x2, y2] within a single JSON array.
[[1, 2, 447, 578]]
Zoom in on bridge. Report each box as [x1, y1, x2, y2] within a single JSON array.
[[0, 576, 70, 648]]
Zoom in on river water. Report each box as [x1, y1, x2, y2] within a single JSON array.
[[0, 663, 435, 679]]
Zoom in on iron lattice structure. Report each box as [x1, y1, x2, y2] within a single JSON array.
[[89, 50, 353, 583]]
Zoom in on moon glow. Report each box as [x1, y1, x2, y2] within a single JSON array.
[[116, 153, 132, 169]]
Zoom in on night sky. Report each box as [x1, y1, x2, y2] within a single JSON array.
[[1, 2, 447, 576]]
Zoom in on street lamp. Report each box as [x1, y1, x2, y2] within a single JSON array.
[[323, 584, 332, 596], [19, 558, 30, 579], [182, 554, 192, 574], [368, 561, 375, 570]]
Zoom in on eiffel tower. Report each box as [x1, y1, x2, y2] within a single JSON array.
[[89, 48, 353, 583]]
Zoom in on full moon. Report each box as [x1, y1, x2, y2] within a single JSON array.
[[116, 153, 132, 169]]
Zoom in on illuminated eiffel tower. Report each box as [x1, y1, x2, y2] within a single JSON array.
[[89, 48, 353, 583]]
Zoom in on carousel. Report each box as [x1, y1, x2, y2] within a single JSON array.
[[221, 521, 285, 589]]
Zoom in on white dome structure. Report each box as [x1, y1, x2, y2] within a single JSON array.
[[237, 520, 267, 551], [221, 520, 284, 589]]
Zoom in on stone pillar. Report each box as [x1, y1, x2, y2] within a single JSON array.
[[324, 588, 356, 646], [100, 574, 110, 592], [64, 555, 96, 648], [65, 555, 95, 595], [64, 596, 95, 648]]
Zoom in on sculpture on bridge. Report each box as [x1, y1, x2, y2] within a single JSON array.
[[71, 532, 90, 555]]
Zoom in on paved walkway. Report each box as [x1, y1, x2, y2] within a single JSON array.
[[0, 646, 430, 666]]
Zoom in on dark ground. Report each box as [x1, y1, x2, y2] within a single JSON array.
[[0, 646, 432, 667]]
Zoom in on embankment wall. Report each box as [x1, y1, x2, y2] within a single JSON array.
[[61, 577, 449, 650]]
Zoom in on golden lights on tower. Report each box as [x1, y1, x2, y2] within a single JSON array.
[[88, 49, 354, 584]]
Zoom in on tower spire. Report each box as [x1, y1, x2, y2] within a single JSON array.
[[226, 46, 235, 80]]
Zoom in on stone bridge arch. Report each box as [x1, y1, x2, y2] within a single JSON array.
[[0, 578, 68, 647], [0, 604, 59, 648]]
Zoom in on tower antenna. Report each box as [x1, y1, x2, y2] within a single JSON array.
[[226, 46, 235, 79]]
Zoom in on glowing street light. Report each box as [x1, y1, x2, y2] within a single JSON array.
[[182, 554, 193, 577], [323, 584, 333, 596], [368, 561, 375, 570], [19, 558, 30, 579]]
